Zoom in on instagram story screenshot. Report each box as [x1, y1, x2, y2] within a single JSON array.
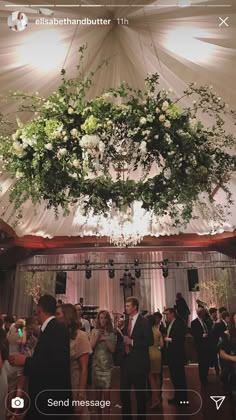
[[0, 0, 236, 419]]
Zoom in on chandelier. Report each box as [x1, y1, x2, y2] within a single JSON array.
[[108, 206, 146, 247], [109, 224, 144, 247]]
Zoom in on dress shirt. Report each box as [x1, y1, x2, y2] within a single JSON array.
[[166, 319, 175, 343], [222, 319, 228, 328], [197, 317, 208, 334], [130, 312, 139, 335], [126, 312, 139, 347], [81, 318, 91, 336], [41, 316, 55, 332]]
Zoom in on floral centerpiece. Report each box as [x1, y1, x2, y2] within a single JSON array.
[[0, 47, 235, 226]]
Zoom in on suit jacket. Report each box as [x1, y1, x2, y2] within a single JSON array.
[[211, 320, 228, 346], [191, 317, 209, 351], [166, 318, 187, 364], [205, 317, 214, 333], [121, 314, 154, 374], [24, 318, 72, 417]]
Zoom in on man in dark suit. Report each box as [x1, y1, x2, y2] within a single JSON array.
[[212, 310, 230, 345], [191, 308, 211, 385], [206, 308, 220, 375], [164, 308, 188, 405], [120, 296, 154, 420], [9, 295, 72, 419], [211, 310, 230, 372]]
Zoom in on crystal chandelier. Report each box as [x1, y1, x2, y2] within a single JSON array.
[[109, 224, 144, 247], [108, 207, 145, 247]]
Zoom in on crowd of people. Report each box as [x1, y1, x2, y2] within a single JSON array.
[[0, 293, 236, 419]]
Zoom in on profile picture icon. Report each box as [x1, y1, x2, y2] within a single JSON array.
[[8, 11, 28, 32]]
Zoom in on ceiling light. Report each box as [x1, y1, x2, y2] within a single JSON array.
[[164, 27, 215, 63], [39, 8, 54, 16], [18, 29, 66, 72], [178, 0, 191, 7]]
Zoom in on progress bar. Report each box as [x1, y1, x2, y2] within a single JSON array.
[[4, 4, 233, 7]]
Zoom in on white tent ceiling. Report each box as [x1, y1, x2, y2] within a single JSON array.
[[0, 0, 236, 238]]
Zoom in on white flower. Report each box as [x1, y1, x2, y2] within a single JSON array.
[[70, 128, 79, 138], [72, 159, 80, 168], [71, 173, 77, 179], [164, 120, 171, 128], [189, 118, 198, 131], [68, 107, 74, 114], [63, 136, 69, 142], [101, 92, 113, 100], [27, 138, 37, 147], [164, 168, 172, 179], [13, 141, 23, 152], [140, 140, 147, 154], [80, 135, 100, 149], [58, 148, 67, 156], [140, 117, 147, 125], [16, 170, 24, 179], [62, 130, 67, 135], [99, 141, 105, 154], [159, 114, 166, 122], [154, 135, 159, 140], [162, 101, 169, 111], [45, 143, 53, 151], [155, 107, 160, 113], [165, 134, 172, 144], [147, 114, 154, 122]]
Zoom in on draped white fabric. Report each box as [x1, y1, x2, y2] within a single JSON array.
[[15, 251, 166, 316], [11, 250, 236, 318]]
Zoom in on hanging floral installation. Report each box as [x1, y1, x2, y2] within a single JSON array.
[[0, 47, 236, 226]]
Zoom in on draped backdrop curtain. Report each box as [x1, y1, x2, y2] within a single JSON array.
[[9, 250, 236, 318], [12, 251, 165, 317]]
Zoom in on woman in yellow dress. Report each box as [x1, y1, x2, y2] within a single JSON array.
[[148, 313, 164, 409]]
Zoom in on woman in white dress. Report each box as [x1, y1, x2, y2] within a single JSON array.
[[0, 329, 9, 420]]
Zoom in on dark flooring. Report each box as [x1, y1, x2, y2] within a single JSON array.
[[87, 365, 234, 420]]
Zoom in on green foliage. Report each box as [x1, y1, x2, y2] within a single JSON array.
[[0, 51, 236, 225]]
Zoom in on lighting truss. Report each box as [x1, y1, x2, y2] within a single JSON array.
[[19, 259, 236, 272]]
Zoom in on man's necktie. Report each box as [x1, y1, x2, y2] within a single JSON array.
[[125, 317, 133, 354], [202, 321, 208, 334]]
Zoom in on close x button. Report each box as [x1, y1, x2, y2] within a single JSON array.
[[218, 17, 229, 27]]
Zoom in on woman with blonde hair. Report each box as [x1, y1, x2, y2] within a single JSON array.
[[90, 310, 116, 414], [56, 303, 91, 416]]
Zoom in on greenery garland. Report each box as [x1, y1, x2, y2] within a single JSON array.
[[0, 48, 236, 226]]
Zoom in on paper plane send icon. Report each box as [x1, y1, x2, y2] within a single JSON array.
[[210, 396, 226, 410]]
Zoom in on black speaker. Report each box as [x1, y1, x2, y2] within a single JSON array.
[[187, 269, 199, 291], [55, 272, 67, 294]]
